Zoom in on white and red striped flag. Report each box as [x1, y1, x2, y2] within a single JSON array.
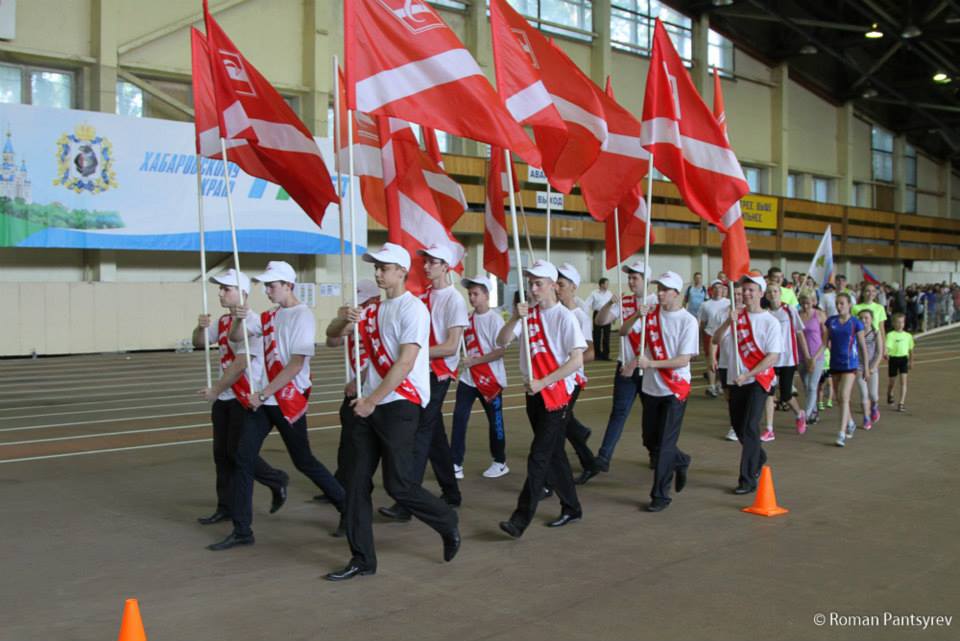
[[203, 3, 338, 226], [641, 19, 748, 226], [345, 0, 540, 168], [484, 148, 520, 281], [712, 68, 751, 280], [489, 0, 605, 193], [336, 67, 389, 226], [420, 127, 467, 229]]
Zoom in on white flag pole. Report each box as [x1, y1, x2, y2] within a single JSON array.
[[347, 111, 363, 398], [613, 206, 625, 364], [639, 157, 655, 360], [195, 154, 213, 388], [517, 196, 536, 264], [333, 55, 351, 384], [218, 138, 254, 389], [505, 149, 533, 378], [545, 182, 552, 263], [731, 282, 741, 378]]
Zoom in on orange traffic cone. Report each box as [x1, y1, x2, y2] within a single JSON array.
[[117, 598, 147, 641], [741, 465, 789, 517]]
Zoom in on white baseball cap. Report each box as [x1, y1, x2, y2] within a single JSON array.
[[252, 261, 297, 284], [461, 275, 491, 291], [523, 259, 559, 282], [738, 270, 767, 294], [557, 262, 581, 288], [362, 242, 411, 270], [209, 268, 250, 294], [710, 278, 725, 288], [652, 271, 683, 293], [621, 260, 648, 275], [416, 243, 455, 266], [356, 278, 380, 303]]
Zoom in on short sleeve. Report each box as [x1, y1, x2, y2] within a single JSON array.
[[244, 311, 264, 338], [565, 312, 587, 354], [400, 298, 430, 348], [287, 308, 316, 356], [206, 324, 218, 344], [443, 292, 469, 329], [678, 315, 699, 356]]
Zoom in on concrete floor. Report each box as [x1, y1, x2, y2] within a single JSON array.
[[1, 328, 958, 641]]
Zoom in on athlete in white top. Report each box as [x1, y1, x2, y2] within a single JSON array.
[[698, 280, 730, 397], [762, 283, 809, 441]]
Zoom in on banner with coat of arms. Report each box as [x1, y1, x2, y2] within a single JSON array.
[[0, 103, 368, 253]]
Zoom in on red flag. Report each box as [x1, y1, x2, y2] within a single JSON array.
[[605, 186, 653, 270], [379, 116, 464, 295], [579, 75, 650, 221], [345, 0, 540, 168], [712, 67, 751, 280], [335, 68, 388, 227], [489, 0, 604, 193], [641, 19, 748, 225], [203, 3, 338, 226], [420, 127, 467, 229], [484, 148, 519, 281]]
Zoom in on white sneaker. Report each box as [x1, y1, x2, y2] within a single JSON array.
[[845, 419, 856, 439], [453, 464, 464, 480], [482, 461, 509, 479], [835, 431, 846, 447], [725, 428, 739, 442]]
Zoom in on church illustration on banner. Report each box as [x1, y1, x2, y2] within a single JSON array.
[[1, 128, 32, 203]]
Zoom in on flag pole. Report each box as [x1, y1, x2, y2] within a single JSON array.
[[347, 110, 363, 398], [545, 182, 552, 262], [195, 154, 213, 388], [517, 196, 536, 263], [505, 149, 533, 378], [730, 280, 741, 378], [639, 156, 655, 359], [218, 138, 255, 389], [333, 55, 351, 384], [613, 206, 625, 364]]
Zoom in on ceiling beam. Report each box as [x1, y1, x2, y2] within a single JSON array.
[[117, 0, 250, 56], [850, 41, 902, 91], [712, 9, 869, 32]]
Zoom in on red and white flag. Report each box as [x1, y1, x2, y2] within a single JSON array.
[[379, 116, 464, 294], [712, 68, 751, 280], [641, 19, 748, 226], [489, 0, 605, 193], [420, 127, 467, 229], [335, 68, 388, 227], [484, 148, 520, 281], [605, 185, 654, 270], [345, 0, 540, 168], [203, 3, 338, 226]]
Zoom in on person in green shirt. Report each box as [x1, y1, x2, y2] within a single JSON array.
[[767, 267, 799, 307], [852, 283, 887, 355], [885, 313, 914, 412]]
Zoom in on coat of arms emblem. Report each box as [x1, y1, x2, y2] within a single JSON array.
[[54, 123, 117, 194]]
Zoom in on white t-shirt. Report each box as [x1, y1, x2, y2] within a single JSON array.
[[716, 319, 734, 371], [460, 309, 507, 389], [641, 308, 699, 397], [698, 297, 731, 336], [585, 289, 613, 312], [425, 286, 469, 376], [364, 292, 431, 408], [243, 304, 315, 401], [821, 292, 838, 317], [571, 305, 593, 383], [512, 302, 586, 395], [723, 311, 783, 386], [609, 292, 659, 321], [208, 318, 265, 403], [770, 304, 802, 367]]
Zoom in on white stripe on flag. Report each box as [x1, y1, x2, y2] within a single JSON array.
[[423, 170, 466, 206], [721, 201, 742, 230], [550, 94, 608, 143], [640, 117, 746, 181], [381, 139, 396, 186], [356, 49, 484, 113], [484, 202, 509, 252], [602, 132, 651, 160], [631, 196, 649, 223], [398, 192, 450, 248], [505, 81, 554, 123], [199, 126, 246, 158], [337, 144, 384, 179], [222, 101, 323, 157]]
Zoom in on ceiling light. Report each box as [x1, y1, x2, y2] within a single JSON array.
[[901, 24, 922, 39], [712, 0, 734, 6], [799, 44, 818, 55], [865, 23, 884, 38], [933, 72, 951, 84], [861, 87, 879, 99]]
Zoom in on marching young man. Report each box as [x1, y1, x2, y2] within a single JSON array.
[[713, 272, 782, 495], [379, 244, 466, 521], [450, 275, 509, 479], [192, 269, 288, 526], [714, 282, 744, 442], [557, 263, 596, 477], [622, 272, 698, 512], [496, 260, 586, 538], [698, 279, 730, 398], [208, 261, 344, 551], [326, 243, 460, 581]]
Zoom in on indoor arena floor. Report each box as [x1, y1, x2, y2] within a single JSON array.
[[1, 327, 958, 641]]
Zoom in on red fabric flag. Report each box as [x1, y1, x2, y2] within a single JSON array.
[[641, 19, 748, 225], [484, 148, 519, 281], [579, 75, 650, 221], [379, 116, 465, 295], [203, 3, 338, 226], [420, 127, 467, 229], [335, 68, 388, 227], [712, 67, 751, 280], [489, 0, 604, 193], [344, 0, 540, 168], [605, 185, 653, 270]]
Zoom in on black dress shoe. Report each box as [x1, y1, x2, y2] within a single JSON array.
[[542, 486, 554, 498], [646, 500, 669, 512], [675, 465, 689, 493], [499, 520, 523, 538], [207, 532, 254, 551], [324, 563, 375, 581], [442, 528, 461, 562], [546, 513, 581, 527], [269, 482, 288, 514], [575, 468, 599, 485], [733, 483, 756, 495], [197, 509, 230, 525], [378, 504, 412, 522]]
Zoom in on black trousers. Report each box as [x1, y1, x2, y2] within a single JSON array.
[[508, 392, 582, 532], [345, 400, 458, 571], [565, 386, 595, 472], [729, 383, 768, 489], [593, 314, 612, 360], [640, 393, 690, 503], [409, 373, 460, 502], [210, 399, 287, 515], [334, 395, 356, 490]]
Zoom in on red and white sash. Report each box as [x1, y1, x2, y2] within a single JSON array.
[[781, 303, 798, 364], [419, 286, 458, 381], [463, 313, 503, 402], [643, 306, 692, 401], [526, 304, 573, 411], [347, 305, 372, 375], [261, 309, 310, 424], [621, 294, 638, 318], [358, 300, 423, 406], [217, 315, 251, 409], [735, 310, 776, 392]]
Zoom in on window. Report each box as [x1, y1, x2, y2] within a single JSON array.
[[708, 29, 734, 75], [508, 0, 593, 41], [0, 63, 74, 109], [872, 126, 894, 183], [611, 1, 692, 60], [854, 182, 873, 208], [786, 173, 797, 198], [742, 166, 763, 194], [904, 144, 917, 213], [812, 176, 831, 203], [116, 81, 143, 118], [430, 0, 468, 9]]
